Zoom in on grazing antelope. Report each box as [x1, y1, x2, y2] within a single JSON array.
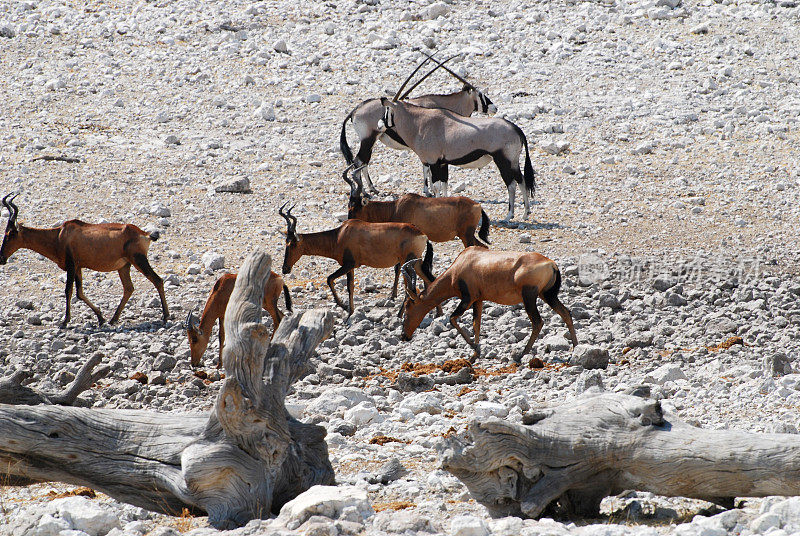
[[340, 54, 496, 197], [379, 97, 535, 221], [185, 271, 292, 368], [0, 194, 169, 327], [279, 203, 435, 315], [343, 166, 491, 248], [400, 247, 577, 362]]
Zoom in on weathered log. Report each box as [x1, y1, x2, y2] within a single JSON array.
[[0, 352, 110, 406], [0, 251, 335, 529], [441, 392, 800, 519]]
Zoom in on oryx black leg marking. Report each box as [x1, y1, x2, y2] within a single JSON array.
[[430, 163, 449, 197], [356, 133, 379, 193], [521, 285, 545, 358], [62, 252, 76, 328], [423, 164, 434, 196], [493, 153, 520, 219], [450, 279, 478, 352], [327, 249, 355, 312]]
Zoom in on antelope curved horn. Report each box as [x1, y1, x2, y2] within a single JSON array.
[[279, 202, 297, 236], [185, 310, 200, 331], [2, 193, 18, 222], [400, 53, 463, 100], [393, 53, 438, 102], [401, 259, 420, 299]]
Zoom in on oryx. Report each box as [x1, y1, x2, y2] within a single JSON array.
[[378, 97, 535, 221], [340, 53, 497, 197]]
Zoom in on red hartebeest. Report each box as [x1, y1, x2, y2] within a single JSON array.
[[185, 271, 292, 368], [401, 246, 577, 362], [0, 194, 169, 327]]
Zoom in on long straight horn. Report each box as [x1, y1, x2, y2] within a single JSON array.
[[400, 53, 463, 100], [393, 53, 437, 102], [401, 259, 420, 299]]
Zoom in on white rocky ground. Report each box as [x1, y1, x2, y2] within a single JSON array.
[[0, 0, 799, 534]]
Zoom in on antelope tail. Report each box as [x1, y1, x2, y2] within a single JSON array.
[[282, 284, 293, 313], [340, 113, 354, 165], [478, 209, 491, 246], [520, 130, 536, 198], [541, 268, 562, 304], [509, 123, 536, 198]]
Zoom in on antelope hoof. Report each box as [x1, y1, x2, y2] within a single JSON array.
[[59, 320, 69, 329], [470, 344, 481, 362], [97, 317, 106, 326]]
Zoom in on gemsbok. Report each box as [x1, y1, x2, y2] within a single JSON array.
[[379, 97, 535, 221], [185, 271, 292, 368], [0, 194, 169, 327], [340, 53, 496, 197], [343, 166, 490, 248], [400, 246, 577, 362], [279, 203, 435, 315]]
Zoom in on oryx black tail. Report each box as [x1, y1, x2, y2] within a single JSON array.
[[340, 114, 354, 165]]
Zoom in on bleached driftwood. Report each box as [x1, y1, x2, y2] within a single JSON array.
[[0, 352, 110, 406], [441, 392, 800, 519], [0, 251, 335, 529]]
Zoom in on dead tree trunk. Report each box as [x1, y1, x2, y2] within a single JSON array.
[[441, 392, 800, 519], [0, 251, 335, 529], [0, 352, 110, 406]]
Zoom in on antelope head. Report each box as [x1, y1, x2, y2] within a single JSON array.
[[185, 310, 206, 367], [0, 194, 21, 265], [279, 202, 301, 274], [400, 259, 427, 341]]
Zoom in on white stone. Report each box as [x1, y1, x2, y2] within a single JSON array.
[[473, 401, 509, 419], [254, 103, 276, 121], [148, 203, 171, 217], [214, 177, 251, 193], [305, 388, 372, 415], [277, 485, 373, 528], [274, 39, 288, 53], [344, 401, 383, 426], [751, 513, 782, 533], [398, 392, 443, 415], [201, 251, 225, 270], [631, 141, 655, 155], [450, 515, 490, 536], [424, 2, 450, 19], [36, 514, 72, 536], [644, 364, 687, 385], [50, 497, 120, 536]]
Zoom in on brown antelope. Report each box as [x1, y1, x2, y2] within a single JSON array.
[[401, 246, 577, 362], [0, 194, 169, 328], [343, 166, 490, 248], [185, 271, 292, 368], [279, 203, 435, 315]]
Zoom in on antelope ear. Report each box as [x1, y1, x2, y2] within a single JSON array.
[[380, 97, 397, 108], [463, 83, 473, 93]]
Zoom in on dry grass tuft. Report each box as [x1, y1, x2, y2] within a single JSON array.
[[374, 500, 415, 512], [47, 487, 96, 500], [369, 435, 408, 446]]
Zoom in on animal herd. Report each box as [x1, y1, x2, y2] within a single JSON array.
[[0, 52, 580, 368]]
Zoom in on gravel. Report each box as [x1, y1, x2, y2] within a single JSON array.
[[1, 0, 799, 534]]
